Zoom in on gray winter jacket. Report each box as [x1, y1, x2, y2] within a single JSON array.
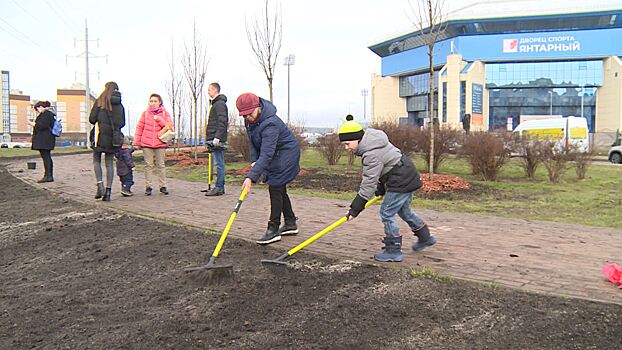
[[354, 128, 402, 200]]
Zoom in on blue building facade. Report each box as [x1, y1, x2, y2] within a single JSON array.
[[369, 9, 622, 135]]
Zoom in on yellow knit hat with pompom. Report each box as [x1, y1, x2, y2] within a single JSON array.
[[338, 114, 364, 141]]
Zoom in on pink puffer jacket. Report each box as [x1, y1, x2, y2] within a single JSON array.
[[134, 109, 173, 149]]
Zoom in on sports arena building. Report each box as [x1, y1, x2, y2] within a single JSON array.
[[368, 1, 622, 143]]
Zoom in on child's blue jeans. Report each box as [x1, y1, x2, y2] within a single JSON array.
[[379, 191, 425, 238]]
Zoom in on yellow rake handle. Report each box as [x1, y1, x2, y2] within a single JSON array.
[[212, 188, 248, 258], [208, 152, 212, 188], [287, 196, 380, 256]]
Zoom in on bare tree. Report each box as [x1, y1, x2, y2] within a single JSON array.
[[182, 20, 209, 160], [166, 39, 183, 154], [246, 0, 282, 102], [409, 0, 446, 180]]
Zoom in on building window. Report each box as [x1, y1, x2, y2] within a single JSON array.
[[399, 71, 440, 97], [488, 87, 597, 132], [485, 60, 603, 88], [460, 81, 466, 122]]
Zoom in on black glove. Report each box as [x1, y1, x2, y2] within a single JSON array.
[[348, 194, 368, 218], [375, 182, 386, 197]]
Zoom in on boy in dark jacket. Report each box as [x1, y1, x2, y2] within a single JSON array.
[[340, 115, 436, 262], [236, 93, 301, 245], [115, 136, 135, 197]]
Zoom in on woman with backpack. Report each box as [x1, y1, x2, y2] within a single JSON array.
[[28, 100, 57, 183], [89, 81, 126, 201]]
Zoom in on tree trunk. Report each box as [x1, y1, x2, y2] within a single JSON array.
[[427, 0, 435, 182], [428, 53, 435, 181]]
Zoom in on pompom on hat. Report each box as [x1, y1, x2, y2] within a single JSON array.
[[338, 114, 364, 142]]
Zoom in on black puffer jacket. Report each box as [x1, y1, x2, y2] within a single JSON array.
[[206, 94, 228, 143], [31, 109, 56, 151], [378, 154, 422, 194], [89, 91, 125, 154]]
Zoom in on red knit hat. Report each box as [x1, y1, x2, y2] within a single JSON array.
[[236, 93, 260, 116]]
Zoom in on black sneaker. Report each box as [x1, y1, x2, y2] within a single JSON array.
[[145, 187, 153, 196], [160, 187, 169, 195], [256, 223, 281, 245], [121, 187, 133, 197], [205, 187, 225, 196], [278, 219, 298, 236]]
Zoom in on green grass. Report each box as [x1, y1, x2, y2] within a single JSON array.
[[410, 156, 622, 228], [0, 146, 89, 158], [410, 267, 451, 282], [139, 148, 622, 228]]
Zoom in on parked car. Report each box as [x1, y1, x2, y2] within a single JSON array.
[[609, 145, 622, 164]]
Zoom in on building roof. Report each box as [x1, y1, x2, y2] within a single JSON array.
[[370, 1, 622, 57]]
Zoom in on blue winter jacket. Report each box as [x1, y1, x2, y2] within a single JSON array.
[[245, 98, 300, 186]]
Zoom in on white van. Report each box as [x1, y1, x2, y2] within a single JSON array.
[[512, 116, 589, 152]]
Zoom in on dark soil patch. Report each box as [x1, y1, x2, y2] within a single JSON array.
[[1, 167, 620, 349], [289, 168, 361, 192], [164, 149, 243, 168]]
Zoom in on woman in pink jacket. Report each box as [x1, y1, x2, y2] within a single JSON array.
[[134, 93, 173, 195]]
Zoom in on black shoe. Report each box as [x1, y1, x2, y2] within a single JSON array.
[[145, 187, 153, 196], [278, 218, 298, 236], [256, 223, 281, 245], [102, 188, 112, 202], [205, 187, 225, 197], [160, 187, 169, 195], [95, 182, 105, 199], [121, 187, 133, 197]]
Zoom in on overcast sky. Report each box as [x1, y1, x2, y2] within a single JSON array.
[[2, 0, 614, 132]]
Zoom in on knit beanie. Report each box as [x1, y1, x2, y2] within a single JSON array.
[[338, 114, 364, 142]]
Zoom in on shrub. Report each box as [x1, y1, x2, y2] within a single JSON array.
[[317, 134, 344, 165], [371, 122, 418, 155], [412, 126, 462, 173], [571, 146, 598, 180], [289, 123, 309, 153], [509, 134, 545, 179], [540, 141, 574, 183], [461, 132, 510, 181], [228, 127, 250, 162]]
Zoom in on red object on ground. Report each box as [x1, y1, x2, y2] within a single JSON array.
[[419, 173, 471, 193], [602, 263, 622, 289]]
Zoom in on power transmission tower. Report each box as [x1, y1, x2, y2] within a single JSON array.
[[66, 19, 108, 147]]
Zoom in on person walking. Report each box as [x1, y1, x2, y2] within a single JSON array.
[[339, 115, 435, 262], [28, 101, 57, 183], [134, 93, 173, 196], [89, 81, 126, 201], [236, 93, 300, 245], [205, 82, 228, 196], [115, 136, 135, 197]]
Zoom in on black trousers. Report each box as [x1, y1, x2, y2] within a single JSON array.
[[39, 150, 53, 177], [268, 184, 295, 225]]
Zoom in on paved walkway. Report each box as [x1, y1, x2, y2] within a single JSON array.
[[5, 154, 622, 304]]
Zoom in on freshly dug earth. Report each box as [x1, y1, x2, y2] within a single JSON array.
[[1, 167, 621, 349]]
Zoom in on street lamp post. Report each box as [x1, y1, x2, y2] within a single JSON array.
[[283, 54, 295, 125], [548, 91, 553, 115], [361, 88, 368, 121], [580, 86, 584, 118]]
